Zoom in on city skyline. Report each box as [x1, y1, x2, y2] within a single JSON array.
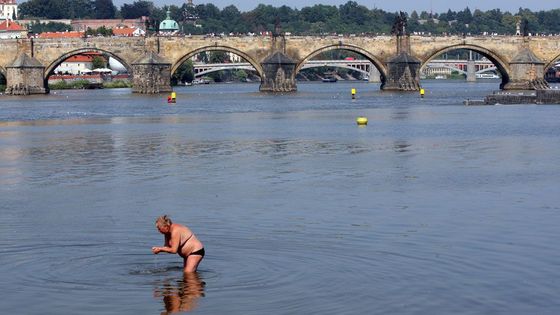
[[108, 0, 559, 13]]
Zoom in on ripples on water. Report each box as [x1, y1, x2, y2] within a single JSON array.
[[1, 82, 560, 314]]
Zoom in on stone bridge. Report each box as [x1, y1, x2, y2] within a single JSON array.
[[1, 34, 559, 95]]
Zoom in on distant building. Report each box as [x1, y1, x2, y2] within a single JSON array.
[[53, 52, 106, 75], [71, 17, 148, 32], [0, 19, 25, 39], [0, 0, 17, 20], [159, 10, 179, 35], [112, 27, 145, 37]]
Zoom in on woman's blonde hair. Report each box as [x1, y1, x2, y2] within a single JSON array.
[[155, 215, 172, 228]]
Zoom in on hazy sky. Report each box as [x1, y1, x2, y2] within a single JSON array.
[[110, 0, 559, 13]]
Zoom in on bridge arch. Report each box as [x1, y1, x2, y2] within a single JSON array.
[[0, 66, 6, 90], [171, 46, 264, 79], [44, 48, 132, 78], [194, 64, 257, 78], [296, 44, 387, 82], [544, 53, 560, 72], [421, 44, 510, 87], [299, 63, 371, 76]]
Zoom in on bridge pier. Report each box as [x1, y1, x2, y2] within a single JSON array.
[[4, 53, 47, 95], [466, 60, 476, 82], [368, 67, 381, 83], [259, 52, 297, 93], [382, 53, 421, 91], [503, 48, 549, 90], [131, 52, 172, 94]]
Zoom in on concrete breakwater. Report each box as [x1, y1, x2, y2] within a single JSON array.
[[484, 89, 560, 105]]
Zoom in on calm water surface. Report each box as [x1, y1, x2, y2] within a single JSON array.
[[1, 81, 559, 314]]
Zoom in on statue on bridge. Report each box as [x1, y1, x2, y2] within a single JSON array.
[[515, 16, 530, 37], [521, 18, 529, 37], [391, 11, 408, 36]]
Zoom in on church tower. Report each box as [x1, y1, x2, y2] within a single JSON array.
[[184, 0, 198, 25]]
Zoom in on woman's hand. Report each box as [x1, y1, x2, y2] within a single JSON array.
[[152, 246, 161, 254]]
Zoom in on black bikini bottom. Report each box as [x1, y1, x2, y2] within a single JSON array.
[[190, 248, 205, 257]]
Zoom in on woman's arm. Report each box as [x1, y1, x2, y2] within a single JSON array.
[[153, 230, 180, 254], [164, 233, 170, 247]]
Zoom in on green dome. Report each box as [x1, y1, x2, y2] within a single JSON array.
[[159, 10, 179, 32]]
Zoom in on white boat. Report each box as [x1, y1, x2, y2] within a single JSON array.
[[322, 77, 337, 83], [435, 75, 447, 80], [476, 73, 500, 79], [192, 78, 211, 85]]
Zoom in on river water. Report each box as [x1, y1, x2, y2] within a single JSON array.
[[0, 81, 559, 314]]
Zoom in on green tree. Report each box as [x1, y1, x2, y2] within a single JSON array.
[[339, 1, 370, 25], [19, 0, 68, 19], [301, 4, 339, 23], [172, 60, 194, 85], [456, 7, 473, 26], [94, 0, 116, 19], [209, 51, 229, 63], [68, 0, 95, 18], [221, 5, 246, 33], [121, 0, 154, 19], [86, 26, 113, 36], [92, 56, 106, 69], [15, 1, 560, 37], [29, 21, 73, 33], [234, 70, 248, 81]]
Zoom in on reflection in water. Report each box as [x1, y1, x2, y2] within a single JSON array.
[[391, 108, 410, 120], [154, 273, 206, 314], [393, 140, 411, 153]]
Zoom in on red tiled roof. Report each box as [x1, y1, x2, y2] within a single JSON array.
[[62, 53, 106, 63], [81, 52, 103, 56], [0, 20, 24, 32], [112, 28, 136, 36], [0, 1, 17, 5], [64, 55, 94, 62], [38, 31, 84, 38]]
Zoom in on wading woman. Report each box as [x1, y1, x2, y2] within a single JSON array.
[[152, 215, 205, 273]]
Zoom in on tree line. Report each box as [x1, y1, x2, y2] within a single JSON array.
[[19, 0, 560, 35]]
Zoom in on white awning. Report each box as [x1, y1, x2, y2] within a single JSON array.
[[92, 68, 112, 73]]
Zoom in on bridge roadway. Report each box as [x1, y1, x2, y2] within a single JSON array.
[[0, 35, 558, 94]]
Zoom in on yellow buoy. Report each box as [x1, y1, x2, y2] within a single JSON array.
[[420, 88, 425, 98], [356, 117, 368, 125], [171, 92, 177, 99], [351, 88, 357, 99]]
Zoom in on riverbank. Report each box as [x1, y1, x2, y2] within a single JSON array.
[[48, 74, 132, 90], [49, 80, 132, 90]]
